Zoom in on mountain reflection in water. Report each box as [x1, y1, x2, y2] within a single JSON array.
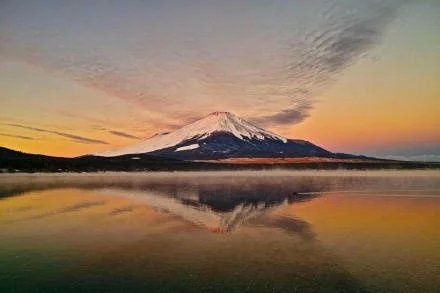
[[0, 171, 439, 292], [1, 173, 321, 234]]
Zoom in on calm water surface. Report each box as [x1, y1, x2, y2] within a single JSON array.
[[1, 171, 439, 292]]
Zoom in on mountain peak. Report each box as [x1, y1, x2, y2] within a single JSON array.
[[187, 111, 288, 142], [208, 111, 232, 116], [204, 111, 237, 121], [100, 111, 289, 156]]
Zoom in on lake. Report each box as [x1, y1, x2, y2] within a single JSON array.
[[1, 171, 439, 292]]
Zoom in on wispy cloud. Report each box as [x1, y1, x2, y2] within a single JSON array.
[[251, 97, 314, 125], [255, 0, 409, 126], [109, 206, 134, 216], [6, 124, 108, 144], [108, 130, 140, 139], [0, 0, 412, 130], [0, 132, 35, 140]]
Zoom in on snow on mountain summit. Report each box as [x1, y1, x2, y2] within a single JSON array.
[[187, 112, 287, 142], [100, 112, 287, 156]]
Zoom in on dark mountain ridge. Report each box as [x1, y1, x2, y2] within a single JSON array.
[[0, 146, 437, 172]]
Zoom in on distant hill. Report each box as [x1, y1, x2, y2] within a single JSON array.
[[0, 146, 438, 172], [0, 147, 204, 172]]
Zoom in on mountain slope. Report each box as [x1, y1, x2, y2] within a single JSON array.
[[101, 112, 332, 160], [0, 147, 201, 172]]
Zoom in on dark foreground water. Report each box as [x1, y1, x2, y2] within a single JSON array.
[[0, 171, 439, 292]]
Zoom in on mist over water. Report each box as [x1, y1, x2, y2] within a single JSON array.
[[1, 170, 439, 292]]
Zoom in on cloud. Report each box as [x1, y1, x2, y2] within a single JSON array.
[[6, 124, 108, 144], [0, 0, 412, 130], [108, 130, 140, 139], [0, 132, 35, 140], [255, 0, 409, 126], [251, 97, 314, 125], [109, 206, 134, 216]]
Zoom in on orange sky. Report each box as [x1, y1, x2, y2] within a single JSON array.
[[0, 1, 438, 160]]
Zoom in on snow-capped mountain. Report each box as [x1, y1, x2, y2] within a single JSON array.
[[101, 111, 332, 160]]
